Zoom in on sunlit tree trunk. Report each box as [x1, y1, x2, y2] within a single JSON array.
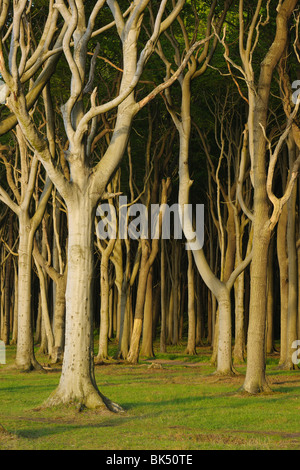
[[15, 215, 39, 370], [46, 194, 119, 409], [141, 268, 155, 358], [127, 240, 151, 364], [282, 137, 298, 369], [186, 250, 196, 355], [277, 205, 288, 365]]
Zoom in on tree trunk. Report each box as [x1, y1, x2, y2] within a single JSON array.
[[116, 279, 131, 360], [96, 251, 112, 362], [11, 260, 18, 345], [34, 257, 54, 359], [277, 205, 288, 365], [51, 276, 66, 363], [15, 214, 41, 371], [186, 250, 196, 355], [240, 0, 298, 394], [172, 241, 180, 345], [266, 237, 275, 354], [3, 212, 13, 345], [297, 235, 300, 341], [216, 288, 235, 375], [45, 196, 121, 411], [127, 240, 150, 364], [195, 274, 204, 346], [167, 288, 173, 345], [207, 290, 213, 346], [233, 268, 245, 364], [242, 229, 271, 393], [160, 239, 167, 353]]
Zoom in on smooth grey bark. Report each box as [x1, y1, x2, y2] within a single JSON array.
[[127, 178, 170, 364], [46, 196, 113, 409], [116, 241, 141, 360], [141, 268, 155, 358], [159, 0, 251, 375], [16, 214, 39, 370]]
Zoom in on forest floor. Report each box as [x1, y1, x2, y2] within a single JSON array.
[[0, 339, 299, 450]]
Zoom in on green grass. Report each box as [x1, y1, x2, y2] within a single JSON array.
[[0, 340, 299, 450]]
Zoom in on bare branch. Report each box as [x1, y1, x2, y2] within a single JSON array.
[[262, 101, 300, 229]]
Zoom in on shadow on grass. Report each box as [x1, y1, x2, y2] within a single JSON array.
[[15, 414, 135, 440], [120, 382, 300, 411], [120, 392, 241, 411]]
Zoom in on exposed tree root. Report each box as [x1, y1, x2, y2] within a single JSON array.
[[15, 357, 44, 373], [277, 362, 299, 371], [212, 366, 240, 377], [239, 379, 273, 395], [185, 348, 197, 355], [43, 383, 124, 413]]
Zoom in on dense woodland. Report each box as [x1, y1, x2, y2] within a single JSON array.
[[0, 0, 299, 411]]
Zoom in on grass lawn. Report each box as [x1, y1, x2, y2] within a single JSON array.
[[0, 340, 299, 450]]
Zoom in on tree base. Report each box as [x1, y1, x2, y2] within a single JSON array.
[[213, 366, 239, 377], [277, 361, 299, 371], [94, 354, 110, 364], [15, 357, 44, 373], [140, 349, 155, 359], [43, 384, 124, 413], [114, 350, 128, 361], [185, 347, 197, 355], [240, 379, 272, 395], [126, 349, 139, 365]]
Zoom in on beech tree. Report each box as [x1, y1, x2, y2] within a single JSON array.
[[0, 126, 52, 370], [0, 0, 189, 410], [220, 0, 300, 392]]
